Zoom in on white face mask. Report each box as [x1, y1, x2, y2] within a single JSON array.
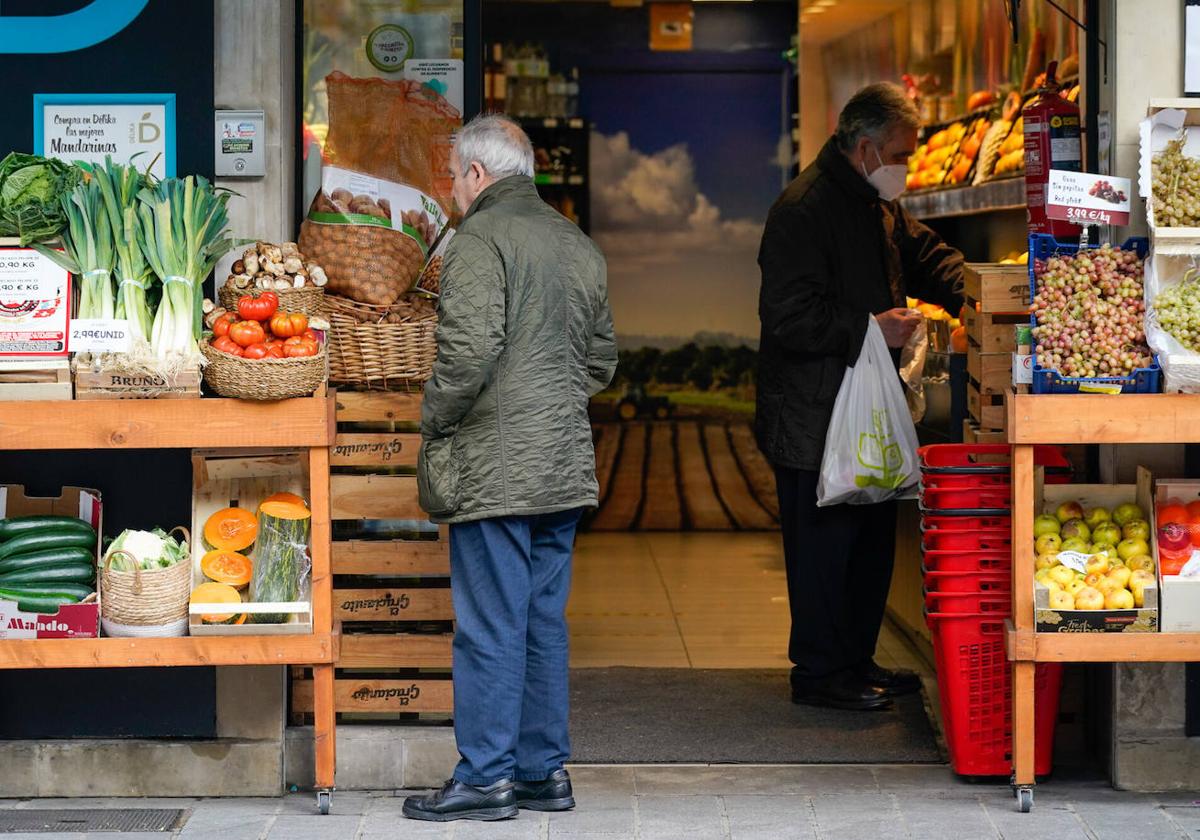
[[862, 145, 908, 201]]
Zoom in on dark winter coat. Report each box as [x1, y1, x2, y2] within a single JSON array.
[[418, 176, 618, 524], [755, 137, 964, 471]]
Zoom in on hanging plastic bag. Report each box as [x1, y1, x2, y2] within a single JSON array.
[[899, 318, 928, 423], [817, 316, 921, 506]]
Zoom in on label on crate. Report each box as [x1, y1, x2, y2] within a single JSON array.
[[69, 318, 131, 354], [0, 249, 69, 357], [1047, 170, 1131, 226], [1013, 353, 1033, 384]]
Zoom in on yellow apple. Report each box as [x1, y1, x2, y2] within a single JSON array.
[[1049, 566, 1078, 588], [1049, 589, 1075, 610], [1125, 555, 1156, 574], [1130, 569, 1156, 607], [1066, 579, 1088, 596], [1035, 568, 1054, 585], [1074, 586, 1105, 610], [1035, 533, 1063, 555], [1105, 588, 1135, 610], [1106, 566, 1132, 590], [1097, 577, 1122, 595], [1083, 572, 1104, 588], [1036, 553, 1060, 571], [1085, 555, 1110, 576]]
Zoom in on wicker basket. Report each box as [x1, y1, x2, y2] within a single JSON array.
[[200, 339, 327, 400], [325, 294, 437, 389], [218, 284, 326, 318], [100, 538, 192, 629]]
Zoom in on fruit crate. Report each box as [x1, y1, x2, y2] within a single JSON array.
[[963, 307, 1025, 353], [963, 263, 1031, 314], [290, 390, 454, 724], [1028, 234, 1160, 394], [966, 378, 1006, 431]]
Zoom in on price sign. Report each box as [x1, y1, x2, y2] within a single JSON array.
[[1047, 170, 1132, 226], [69, 319, 131, 354], [0, 249, 69, 358]]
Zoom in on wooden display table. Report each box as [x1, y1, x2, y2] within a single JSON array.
[[1005, 393, 1200, 812], [0, 394, 338, 814]]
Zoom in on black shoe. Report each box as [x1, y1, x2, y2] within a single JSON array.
[[402, 778, 518, 822], [514, 768, 576, 811], [857, 660, 923, 697], [791, 670, 894, 711]]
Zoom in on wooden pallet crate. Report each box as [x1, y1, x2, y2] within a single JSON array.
[[967, 377, 1006, 431], [963, 263, 1030, 313], [291, 389, 454, 723], [963, 418, 1008, 444], [0, 359, 71, 401], [75, 365, 201, 400], [966, 348, 1012, 396], [963, 307, 1026, 353]]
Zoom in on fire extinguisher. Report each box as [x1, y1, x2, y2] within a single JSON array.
[[1023, 61, 1082, 238]]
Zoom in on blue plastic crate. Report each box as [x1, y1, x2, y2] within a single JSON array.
[[1027, 233, 1159, 394]]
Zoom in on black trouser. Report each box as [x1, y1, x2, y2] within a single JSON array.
[[775, 467, 898, 680]]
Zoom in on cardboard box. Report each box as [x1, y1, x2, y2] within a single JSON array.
[[0, 485, 101, 639], [1035, 471, 1158, 633], [1154, 479, 1200, 632]]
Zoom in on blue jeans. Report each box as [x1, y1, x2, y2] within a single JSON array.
[[449, 508, 582, 786]]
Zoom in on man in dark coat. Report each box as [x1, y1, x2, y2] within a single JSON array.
[[756, 82, 964, 711]]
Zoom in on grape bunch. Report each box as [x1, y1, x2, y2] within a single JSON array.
[[1031, 244, 1151, 379], [1154, 269, 1200, 351], [1152, 136, 1200, 227]]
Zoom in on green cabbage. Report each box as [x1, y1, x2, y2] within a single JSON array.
[[0, 153, 82, 245]]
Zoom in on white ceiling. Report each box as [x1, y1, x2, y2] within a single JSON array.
[[799, 0, 910, 45]]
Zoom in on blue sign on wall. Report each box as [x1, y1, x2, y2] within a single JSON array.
[[0, 0, 149, 54]]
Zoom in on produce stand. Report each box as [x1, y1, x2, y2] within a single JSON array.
[[1005, 392, 1200, 812], [0, 393, 339, 813]]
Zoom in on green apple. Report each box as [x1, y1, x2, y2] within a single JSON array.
[[1056, 501, 1086, 523], [1061, 537, 1090, 553], [1048, 565, 1077, 588], [1034, 515, 1062, 537], [1035, 533, 1063, 555], [1122, 519, 1151, 541], [1084, 507, 1112, 529], [1035, 553, 1060, 571], [1112, 502, 1147, 527], [1117, 537, 1151, 562], [1035, 568, 1054, 585], [1092, 523, 1123, 546], [1125, 555, 1156, 574], [1090, 543, 1117, 560], [1061, 519, 1091, 542]]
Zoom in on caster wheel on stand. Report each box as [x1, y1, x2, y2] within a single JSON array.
[[1015, 786, 1033, 813], [317, 790, 332, 815]]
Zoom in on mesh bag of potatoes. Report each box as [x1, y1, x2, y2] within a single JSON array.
[[298, 71, 460, 306]]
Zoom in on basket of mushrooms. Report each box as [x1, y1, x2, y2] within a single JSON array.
[[218, 241, 329, 318]]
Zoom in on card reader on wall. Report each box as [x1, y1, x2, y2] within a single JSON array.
[[214, 109, 265, 177]]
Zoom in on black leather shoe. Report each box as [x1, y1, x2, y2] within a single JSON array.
[[791, 670, 894, 711], [857, 660, 923, 697], [402, 778, 518, 822], [514, 768, 576, 811]]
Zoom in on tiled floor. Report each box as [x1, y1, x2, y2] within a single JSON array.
[[568, 531, 922, 674]]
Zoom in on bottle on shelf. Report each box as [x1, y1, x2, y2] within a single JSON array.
[[566, 68, 580, 119], [486, 43, 506, 112]]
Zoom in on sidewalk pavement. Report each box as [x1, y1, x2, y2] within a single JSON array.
[[4, 764, 1200, 839]]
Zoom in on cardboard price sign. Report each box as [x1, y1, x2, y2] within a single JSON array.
[[1047, 170, 1132, 226], [0, 249, 70, 357]]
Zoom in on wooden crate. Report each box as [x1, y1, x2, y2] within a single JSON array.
[[75, 365, 201, 400], [963, 419, 1008, 444], [292, 388, 454, 723], [963, 307, 1026, 353], [967, 378, 1006, 431], [963, 263, 1030, 313], [966, 348, 1012, 396], [0, 359, 71, 401]]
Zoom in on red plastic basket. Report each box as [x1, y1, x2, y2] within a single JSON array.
[[921, 472, 1011, 490], [922, 529, 1012, 553], [927, 611, 1062, 777], [918, 444, 1072, 473], [922, 550, 1011, 574], [922, 514, 1011, 531], [923, 571, 1011, 594], [920, 485, 1012, 510], [925, 593, 1010, 615]]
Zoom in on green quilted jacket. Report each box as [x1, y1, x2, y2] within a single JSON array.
[[417, 176, 618, 524]]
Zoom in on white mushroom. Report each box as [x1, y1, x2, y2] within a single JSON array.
[[283, 256, 304, 274], [242, 250, 260, 275], [309, 265, 328, 287]]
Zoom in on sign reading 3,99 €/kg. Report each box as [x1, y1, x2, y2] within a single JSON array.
[[0, 249, 70, 357], [1047, 170, 1132, 226]]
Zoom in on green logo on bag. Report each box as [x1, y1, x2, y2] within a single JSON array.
[[854, 409, 905, 490]]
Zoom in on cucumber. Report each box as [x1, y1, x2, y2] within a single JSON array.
[[0, 530, 96, 561], [0, 563, 95, 586], [0, 547, 94, 577], [0, 515, 94, 543], [0, 589, 78, 614], [0, 581, 92, 600]]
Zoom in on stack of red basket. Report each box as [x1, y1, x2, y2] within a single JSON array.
[[918, 444, 1069, 777]]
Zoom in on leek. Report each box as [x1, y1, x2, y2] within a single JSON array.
[[33, 176, 115, 319], [136, 176, 238, 360], [92, 158, 153, 344]]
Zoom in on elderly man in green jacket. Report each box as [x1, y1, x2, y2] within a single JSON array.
[[405, 114, 617, 823]]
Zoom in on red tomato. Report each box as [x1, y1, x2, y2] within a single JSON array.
[[265, 343, 284, 358], [242, 343, 269, 360], [212, 336, 243, 357], [301, 328, 318, 343], [269, 311, 308, 338], [237, 291, 279, 322], [229, 320, 266, 348], [212, 312, 235, 338]]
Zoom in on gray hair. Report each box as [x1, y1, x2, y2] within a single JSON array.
[[454, 114, 535, 179], [834, 83, 921, 151]]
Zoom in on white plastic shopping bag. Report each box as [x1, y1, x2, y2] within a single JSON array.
[[817, 316, 921, 506]]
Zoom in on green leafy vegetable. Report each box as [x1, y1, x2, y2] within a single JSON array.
[[33, 176, 116, 319], [0, 153, 82, 245]]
